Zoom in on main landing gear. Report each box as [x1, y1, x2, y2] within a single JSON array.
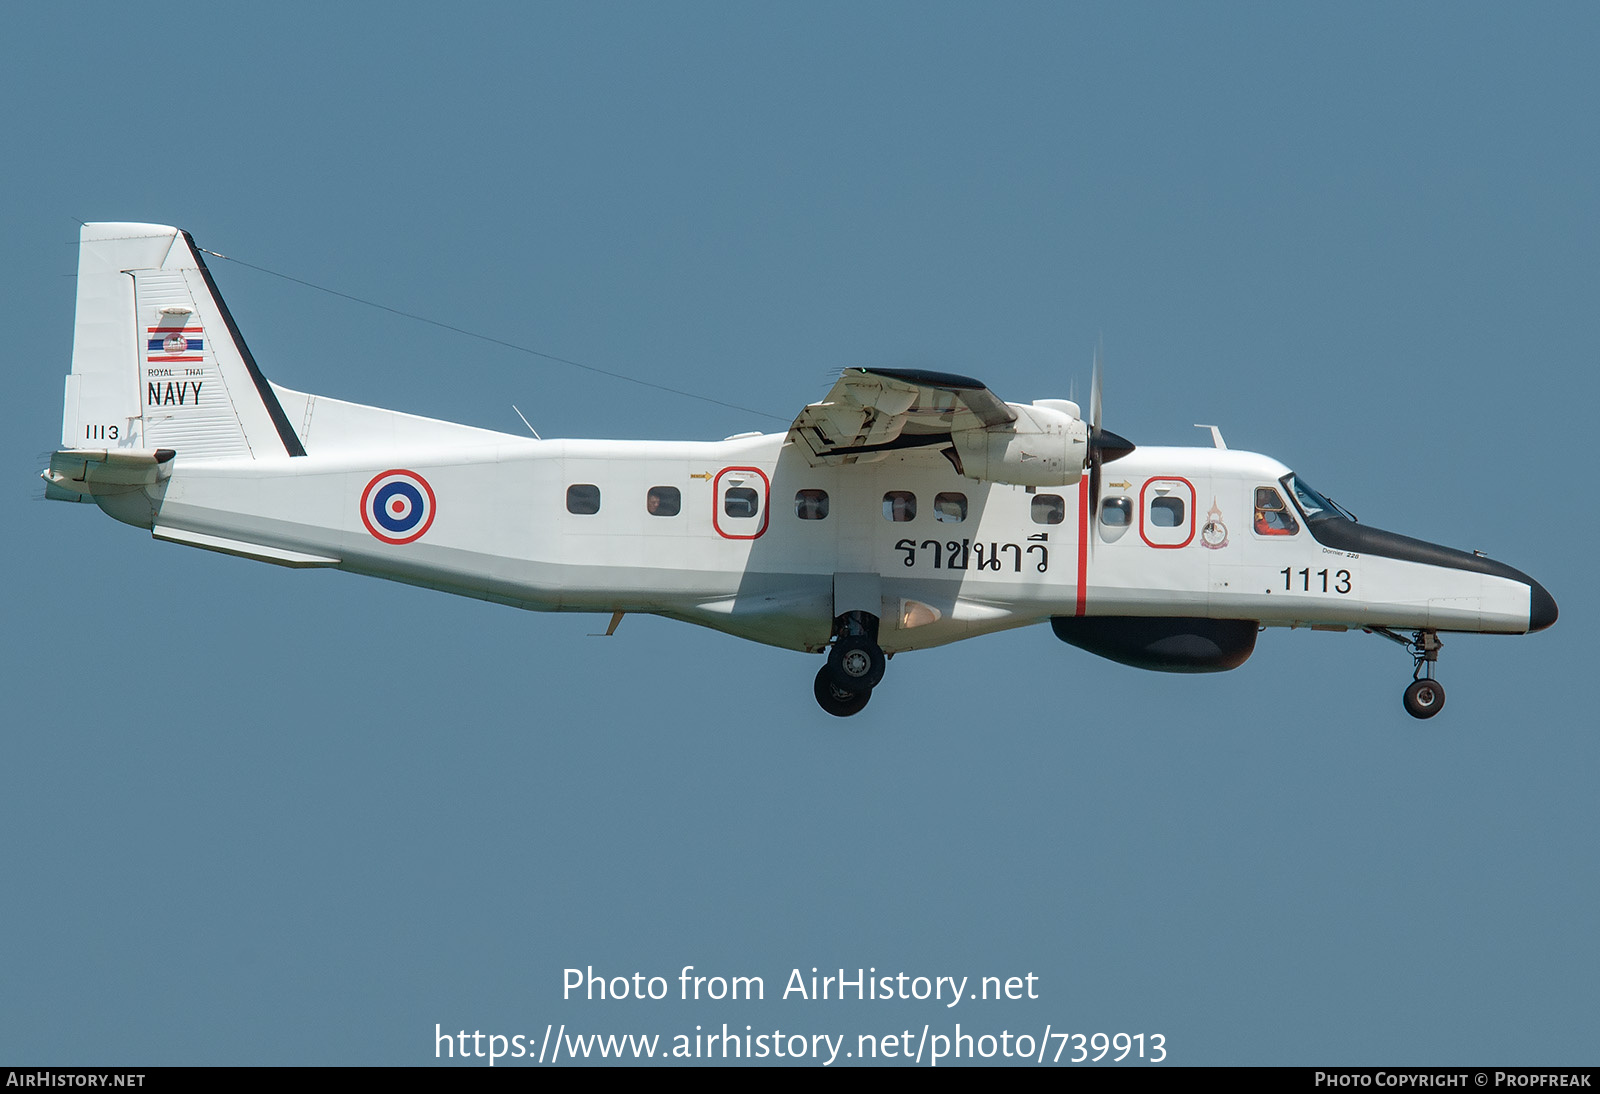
[[1367, 627, 1446, 719], [814, 610, 888, 717]]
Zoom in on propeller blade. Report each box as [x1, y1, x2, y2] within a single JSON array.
[[1090, 342, 1103, 437], [1086, 344, 1105, 554], [1081, 342, 1133, 558]]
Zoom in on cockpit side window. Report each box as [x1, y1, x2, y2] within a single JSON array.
[[1254, 486, 1299, 536]]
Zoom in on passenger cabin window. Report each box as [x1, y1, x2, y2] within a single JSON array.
[[1150, 497, 1185, 528], [566, 484, 600, 515], [883, 491, 916, 522], [795, 489, 829, 520], [646, 486, 680, 517], [933, 492, 967, 523], [1100, 497, 1133, 526], [1254, 486, 1299, 536], [725, 487, 760, 519], [1031, 494, 1065, 525]]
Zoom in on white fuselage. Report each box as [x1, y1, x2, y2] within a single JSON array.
[[48, 223, 1555, 720], [124, 428, 1537, 655]]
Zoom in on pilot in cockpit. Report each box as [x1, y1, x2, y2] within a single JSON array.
[[1254, 486, 1299, 536]]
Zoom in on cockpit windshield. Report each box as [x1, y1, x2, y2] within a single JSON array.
[[1281, 474, 1347, 522]]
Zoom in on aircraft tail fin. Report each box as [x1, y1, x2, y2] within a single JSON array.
[[62, 223, 306, 460]]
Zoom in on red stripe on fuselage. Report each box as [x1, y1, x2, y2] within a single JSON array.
[[1076, 477, 1089, 616]]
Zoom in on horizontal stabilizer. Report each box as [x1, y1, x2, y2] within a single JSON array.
[[42, 447, 175, 499]]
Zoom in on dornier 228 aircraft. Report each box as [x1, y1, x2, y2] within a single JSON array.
[[45, 223, 1558, 718]]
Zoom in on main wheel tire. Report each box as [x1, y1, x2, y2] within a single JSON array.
[[814, 665, 870, 717], [827, 636, 886, 691], [1403, 678, 1446, 719]]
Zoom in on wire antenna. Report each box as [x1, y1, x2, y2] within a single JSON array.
[[195, 243, 789, 423]]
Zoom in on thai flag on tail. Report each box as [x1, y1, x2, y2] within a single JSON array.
[[146, 326, 203, 360]]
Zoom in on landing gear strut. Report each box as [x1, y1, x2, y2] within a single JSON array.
[[1367, 627, 1446, 719], [814, 611, 887, 717]]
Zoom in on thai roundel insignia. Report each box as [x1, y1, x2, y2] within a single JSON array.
[[360, 469, 437, 545]]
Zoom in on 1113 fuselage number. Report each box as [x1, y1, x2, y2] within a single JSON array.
[[1283, 567, 1352, 594]]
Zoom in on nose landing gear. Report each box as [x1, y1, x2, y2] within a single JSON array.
[[1368, 627, 1446, 719], [1403, 677, 1445, 719], [814, 610, 887, 717]]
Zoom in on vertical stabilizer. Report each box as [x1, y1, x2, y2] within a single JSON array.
[[62, 223, 305, 459]]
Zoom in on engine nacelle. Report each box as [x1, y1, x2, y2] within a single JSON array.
[[1050, 617, 1259, 673], [950, 403, 1088, 488]]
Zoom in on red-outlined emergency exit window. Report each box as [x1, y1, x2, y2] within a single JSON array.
[[713, 466, 770, 540], [1140, 477, 1195, 548]]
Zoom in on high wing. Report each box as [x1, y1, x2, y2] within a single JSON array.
[[785, 367, 1096, 489], [786, 367, 1018, 467]]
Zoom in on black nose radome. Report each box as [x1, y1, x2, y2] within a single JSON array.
[[1298, 517, 1557, 634], [1528, 579, 1559, 633]]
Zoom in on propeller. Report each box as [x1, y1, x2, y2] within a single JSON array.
[[1090, 342, 1102, 440], [1084, 344, 1135, 539]]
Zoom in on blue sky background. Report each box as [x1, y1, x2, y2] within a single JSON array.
[[3, 2, 1594, 1066]]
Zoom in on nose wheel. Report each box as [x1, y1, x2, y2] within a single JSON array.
[[1403, 677, 1446, 719], [1367, 627, 1446, 720], [815, 610, 887, 717]]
